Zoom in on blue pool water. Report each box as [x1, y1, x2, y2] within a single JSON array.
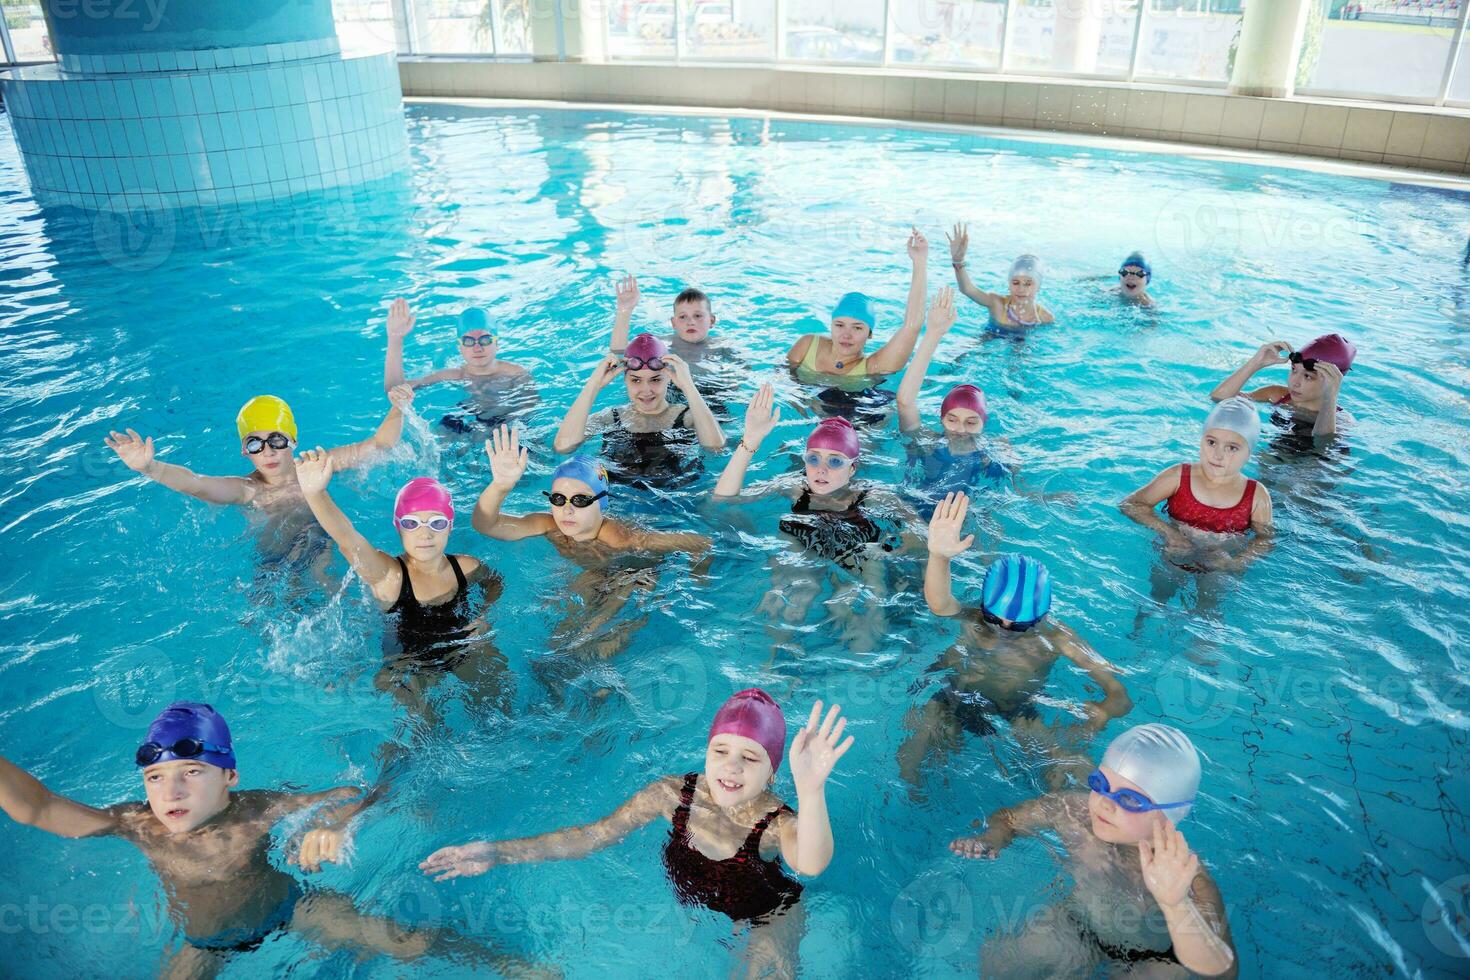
[[1, 102, 1469, 978]]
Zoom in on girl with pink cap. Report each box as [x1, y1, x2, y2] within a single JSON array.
[[1210, 333, 1356, 438], [294, 449, 508, 706], [554, 331, 726, 488], [421, 690, 852, 973]]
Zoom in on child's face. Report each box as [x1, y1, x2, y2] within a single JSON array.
[[142, 760, 238, 834], [1287, 360, 1323, 401], [941, 408, 985, 436], [704, 734, 773, 807], [1198, 428, 1248, 480], [242, 431, 294, 478], [1008, 275, 1039, 300], [804, 451, 856, 495], [1119, 268, 1148, 295], [829, 317, 870, 357], [548, 477, 604, 539], [396, 510, 451, 561], [460, 330, 498, 369], [671, 300, 714, 343], [1086, 765, 1166, 845], [624, 367, 670, 413]]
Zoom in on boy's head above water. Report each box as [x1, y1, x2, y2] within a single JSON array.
[[705, 689, 786, 807], [136, 702, 238, 834], [1118, 251, 1151, 296], [980, 554, 1051, 632], [1287, 332, 1356, 401], [1088, 724, 1200, 844], [236, 395, 297, 478], [458, 307, 499, 368], [547, 456, 609, 538], [671, 288, 715, 343]]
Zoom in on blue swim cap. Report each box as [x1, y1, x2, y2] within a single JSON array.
[[138, 702, 236, 770], [552, 456, 610, 509], [981, 555, 1052, 629], [831, 292, 876, 330], [458, 307, 492, 334], [1118, 251, 1152, 280]]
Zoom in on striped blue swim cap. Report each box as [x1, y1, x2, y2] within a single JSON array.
[[981, 554, 1052, 628]]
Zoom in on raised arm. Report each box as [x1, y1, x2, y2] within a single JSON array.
[[296, 449, 398, 589], [924, 492, 975, 617], [713, 382, 780, 500], [554, 355, 623, 454], [949, 792, 1056, 859], [1140, 825, 1239, 977], [383, 298, 416, 391], [609, 275, 638, 355], [947, 222, 1002, 312], [470, 425, 548, 541], [662, 353, 725, 451], [105, 429, 253, 505], [1051, 618, 1132, 731], [776, 702, 855, 877], [896, 286, 958, 432], [328, 385, 414, 471], [866, 228, 930, 375], [0, 752, 121, 839], [419, 777, 677, 881], [1210, 341, 1290, 403]]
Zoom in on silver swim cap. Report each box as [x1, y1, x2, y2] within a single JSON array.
[[1204, 396, 1260, 455], [1009, 253, 1044, 283], [1100, 723, 1201, 824]]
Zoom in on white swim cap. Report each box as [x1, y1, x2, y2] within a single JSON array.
[[1009, 254, 1043, 283], [1100, 724, 1201, 824], [1204, 396, 1260, 455]]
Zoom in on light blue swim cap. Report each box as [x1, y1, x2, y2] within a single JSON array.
[[1009, 254, 1044, 283], [831, 292, 876, 330], [551, 456, 610, 509], [459, 307, 492, 334], [1204, 396, 1259, 455], [981, 554, 1052, 629], [1101, 724, 1201, 824], [1119, 251, 1152, 280]]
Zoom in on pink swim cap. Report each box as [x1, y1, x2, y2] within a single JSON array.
[[708, 688, 787, 771], [1298, 333, 1356, 374], [624, 332, 669, 365], [806, 417, 860, 459], [393, 477, 454, 525], [940, 384, 989, 422]]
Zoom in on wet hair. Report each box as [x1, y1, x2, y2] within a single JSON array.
[[674, 288, 712, 314]]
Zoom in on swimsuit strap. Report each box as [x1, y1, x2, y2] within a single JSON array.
[[792, 487, 813, 513], [673, 406, 690, 428], [672, 773, 699, 835], [446, 554, 468, 592], [800, 335, 823, 371], [852, 489, 869, 509], [393, 556, 415, 605], [1178, 462, 1192, 495], [741, 804, 793, 857]]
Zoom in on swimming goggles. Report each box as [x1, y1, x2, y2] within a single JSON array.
[[135, 738, 231, 767], [1087, 769, 1193, 814], [543, 490, 607, 508], [396, 515, 451, 531], [1288, 351, 1319, 372], [803, 451, 853, 470], [460, 333, 496, 347], [622, 355, 667, 371], [243, 432, 292, 454], [1118, 267, 1147, 279], [981, 608, 1038, 633]]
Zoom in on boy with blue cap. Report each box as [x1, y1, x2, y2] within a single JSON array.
[[950, 723, 1237, 976], [1116, 251, 1155, 306], [898, 492, 1132, 789]]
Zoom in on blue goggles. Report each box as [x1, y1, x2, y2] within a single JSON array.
[[803, 451, 853, 470], [1088, 769, 1192, 814]]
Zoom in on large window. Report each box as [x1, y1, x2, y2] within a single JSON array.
[[1299, 0, 1461, 100], [784, 0, 886, 63], [332, 0, 402, 52], [331, 0, 529, 57], [2, 0, 54, 63], [684, 0, 776, 61], [890, 0, 1008, 69], [1134, 0, 1245, 83], [1005, 0, 1139, 76]]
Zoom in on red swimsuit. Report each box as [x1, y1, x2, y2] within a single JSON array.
[[1165, 464, 1257, 534]]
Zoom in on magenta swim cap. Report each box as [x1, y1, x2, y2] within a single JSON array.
[[624, 332, 669, 365], [708, 688, 787, 771], [1298, 333, 1356, 374], [806, 417, 860, 459], [394, 477, 454, 526], [940, 384, 989, 422]]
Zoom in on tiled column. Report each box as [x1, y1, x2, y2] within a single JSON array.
[[1229, 0, 1312, 98]]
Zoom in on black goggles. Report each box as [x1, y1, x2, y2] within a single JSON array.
[[1288, 352, 1319, 372], [981, 608, 1038, 633], [135, 738, 229, 767], [461, 333, 496, 347], [622, 356, 667, 372], [243, 432, 292, 454], [543, 489, 607, 508]]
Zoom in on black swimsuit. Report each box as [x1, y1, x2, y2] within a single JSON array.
[[778, 487, 897, 572], [384, 554, 477, 672], [662, 773, 803, 923], [602, 407, 701, 489]]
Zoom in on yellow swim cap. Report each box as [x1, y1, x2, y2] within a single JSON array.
[[236, 395, 297, 442]]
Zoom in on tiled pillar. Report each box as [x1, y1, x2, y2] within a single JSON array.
[[1229, 0, 1311, 98], [0, 0, 409, 209]]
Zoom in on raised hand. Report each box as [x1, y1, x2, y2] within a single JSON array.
[[1139, 822, 1200, 909], [927, 492, 975, 558], [288, 827, 345, 874], [486, 424, 529, 489], [388, 383, 415, 412], [949, 835, 1000, 860], [947, 222, 969, 264], [105, 429, 155, 474], [1315, 360, 1343, 395], [1252, 340, 1291, 368], [615, 274, 640, 313], [742, 382, 780, 447], [295, 448, 334, 495], [908, 226, 929, 262], [591, 354, 624, 391], [927, 286, 958, 336], [661, 352, 695, 392], [788, 701, 854, 795], [419, 840, 502, 882], [387, 298, 416, 340]]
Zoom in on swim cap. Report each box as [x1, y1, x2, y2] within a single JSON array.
[[1100, 723, 1201, 824], [394, 477, 454, 525], [1118, 251, 1152, 280], [1204, 396, 1260, 455], [1297, 333, 1356, 374], [708, 688, 787, 771], [459, 307, 492, 336], [552, 456, 610, 509], [235, 395, 297, 442], [139, 702, 236, 770], [1009, 254, 1044, 283], [940, 384, 989, 423], [624, 332, 669, 364], [806, 417, 860, 460], [982, 554, 1052, 629], [831, 292, 876, 330]]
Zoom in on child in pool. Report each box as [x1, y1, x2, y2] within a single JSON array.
[[382, 299, 537, 431], [1121, 397, 1274, 574], [898, 492, 1131, 789], [1209, 333, 1355, 439], [951, 724, 1237, 977], [295, 453, 510, 713], [1113, 251, 1155, 307], [555, 333, 726, 488], [609, 276, 735, 373], [421, 690, 851, 978], [947, 222, 1055, 334], [0, 702, 540, 978]]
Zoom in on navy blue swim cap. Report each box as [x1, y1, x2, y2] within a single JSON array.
[[1119, 252, 1152, 280], [981, 555, 1052, 629], [139, 702, 236, 770]]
